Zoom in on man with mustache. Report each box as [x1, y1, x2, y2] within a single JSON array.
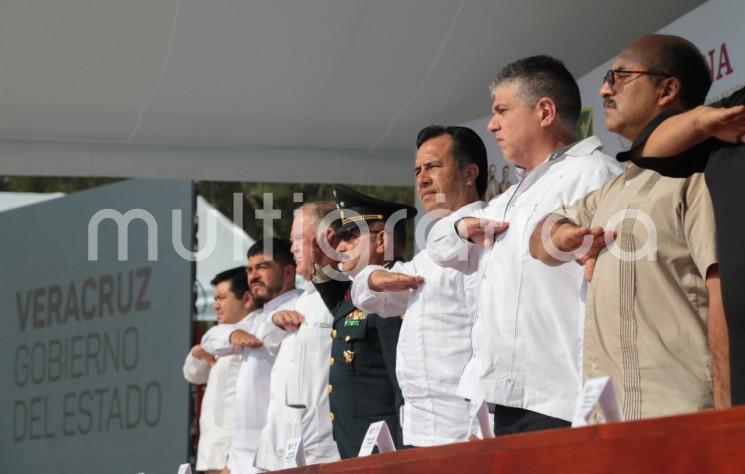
[[530, 34, 728, 418], [201, 238, 301, 474], [350, 125, 487, 446], [254, 202, 342, 469], [426, 55, 619, 435]]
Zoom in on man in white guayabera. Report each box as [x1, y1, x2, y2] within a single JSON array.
[[254, 202, 341, 469], [350, 125, 487, 446], [426, 55, 620, 435], [183, 266, 256, 474], [201, 239, 302, 474]]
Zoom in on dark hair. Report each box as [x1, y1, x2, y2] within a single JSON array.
[[490, 55, 581, 131], [369, 219, 409, 258], [210, 266, 249, 299], [639, 35, 711, 109], [247, 238, 295, 267], [416, 125, 489, 199], [391, 220, 408, 256]]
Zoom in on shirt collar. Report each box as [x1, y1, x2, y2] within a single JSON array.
[[533, 136, 604, 171], [562, 135, 604, 157], [263, 288, 302, 312], [457, 200, 486, 213], [617, 110, 679, 163], [521, 136, 603, 185]]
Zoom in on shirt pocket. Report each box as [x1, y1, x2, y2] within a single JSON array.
[[286, 337, 307, 406], [341, 319, 377, 376]]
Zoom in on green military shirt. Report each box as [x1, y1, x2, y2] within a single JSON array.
[[316, 275, 403, 458]]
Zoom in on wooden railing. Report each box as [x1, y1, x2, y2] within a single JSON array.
[[276, 406, 745, 473]]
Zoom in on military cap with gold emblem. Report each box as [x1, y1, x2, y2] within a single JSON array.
[[332, 184, 417, 237]]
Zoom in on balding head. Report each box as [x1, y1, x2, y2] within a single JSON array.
[[619, 34, 711, 109], [290, 201, 337, 280]]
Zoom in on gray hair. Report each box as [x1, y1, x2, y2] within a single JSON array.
[[489, 55, 581, 132], [296, 201, 337, 225]]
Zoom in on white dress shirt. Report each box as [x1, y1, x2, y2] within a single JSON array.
[[183, 350, 241, 471], [201, 288, 303, 474], [255, 284, 340, 470], [427, 136, 620, 421], [351, 200, 484, 446]]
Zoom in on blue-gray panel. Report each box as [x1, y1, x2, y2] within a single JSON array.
[[0, 179, 193, 474]]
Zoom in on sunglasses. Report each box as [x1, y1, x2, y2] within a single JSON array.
[[602, 69, 673, 87]]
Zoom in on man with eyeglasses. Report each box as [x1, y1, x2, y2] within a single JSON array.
[[530, 34, 729, 419]]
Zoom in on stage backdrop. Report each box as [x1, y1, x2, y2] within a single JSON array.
[[462, 0, 744, 183], [576, 0, 744, 156], [0, 179, 194, 474]]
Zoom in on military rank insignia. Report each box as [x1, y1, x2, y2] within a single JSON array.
[[344, 309, 366, 327]]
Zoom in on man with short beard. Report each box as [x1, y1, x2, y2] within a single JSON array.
[[350, 125, 487, 446], [201, 239, 301, 474], [254, 202, 342, 469]]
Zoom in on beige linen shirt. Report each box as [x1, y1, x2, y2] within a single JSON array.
[[557, 162, 717, 420]]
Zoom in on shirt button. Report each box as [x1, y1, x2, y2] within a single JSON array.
[[327, 384, 333, 394], [331, 329, 337, 339], [591, 362, 598, 370], [329, 357, 335, 366], [344, 335, 351, 342], [329, 412, 335, 422]]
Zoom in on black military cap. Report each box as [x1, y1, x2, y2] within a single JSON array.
[[332, 184, 417, 236]]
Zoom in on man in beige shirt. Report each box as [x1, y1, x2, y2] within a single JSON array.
[[529, 34, 730, 420]]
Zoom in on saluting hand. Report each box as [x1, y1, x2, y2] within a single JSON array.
[[456, 217, 509, 248], [368, 270, 424, 292], [554, 224, 615, 281], [272, 310, 305, 331], [191, 344, 216, 365], [229, 329, 263, 349], [694, 104, 745, 143]]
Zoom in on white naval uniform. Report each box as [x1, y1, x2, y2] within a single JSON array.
[[183, 349, 241, 472], [254, 284, 340, 470], [427, 136, 621, 422], [350, 200, 484, 447], [201, 289, 302, 474]]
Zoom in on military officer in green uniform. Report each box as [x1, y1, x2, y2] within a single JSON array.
[[317, 184, 416, 459]]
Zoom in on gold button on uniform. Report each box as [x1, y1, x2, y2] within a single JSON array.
[[344, 335, 351, 342], [327, 384, 333, 394], [329, 412, 335, 422], [331, 329, 337, 338], [329, 356, 335, 366]]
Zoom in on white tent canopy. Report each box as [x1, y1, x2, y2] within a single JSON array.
[[0, 0, 703, 185]]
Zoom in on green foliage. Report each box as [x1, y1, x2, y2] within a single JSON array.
[[2, 176, 416, 259], [197, 181, 416, 258], [0, 176, 121, 193]]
